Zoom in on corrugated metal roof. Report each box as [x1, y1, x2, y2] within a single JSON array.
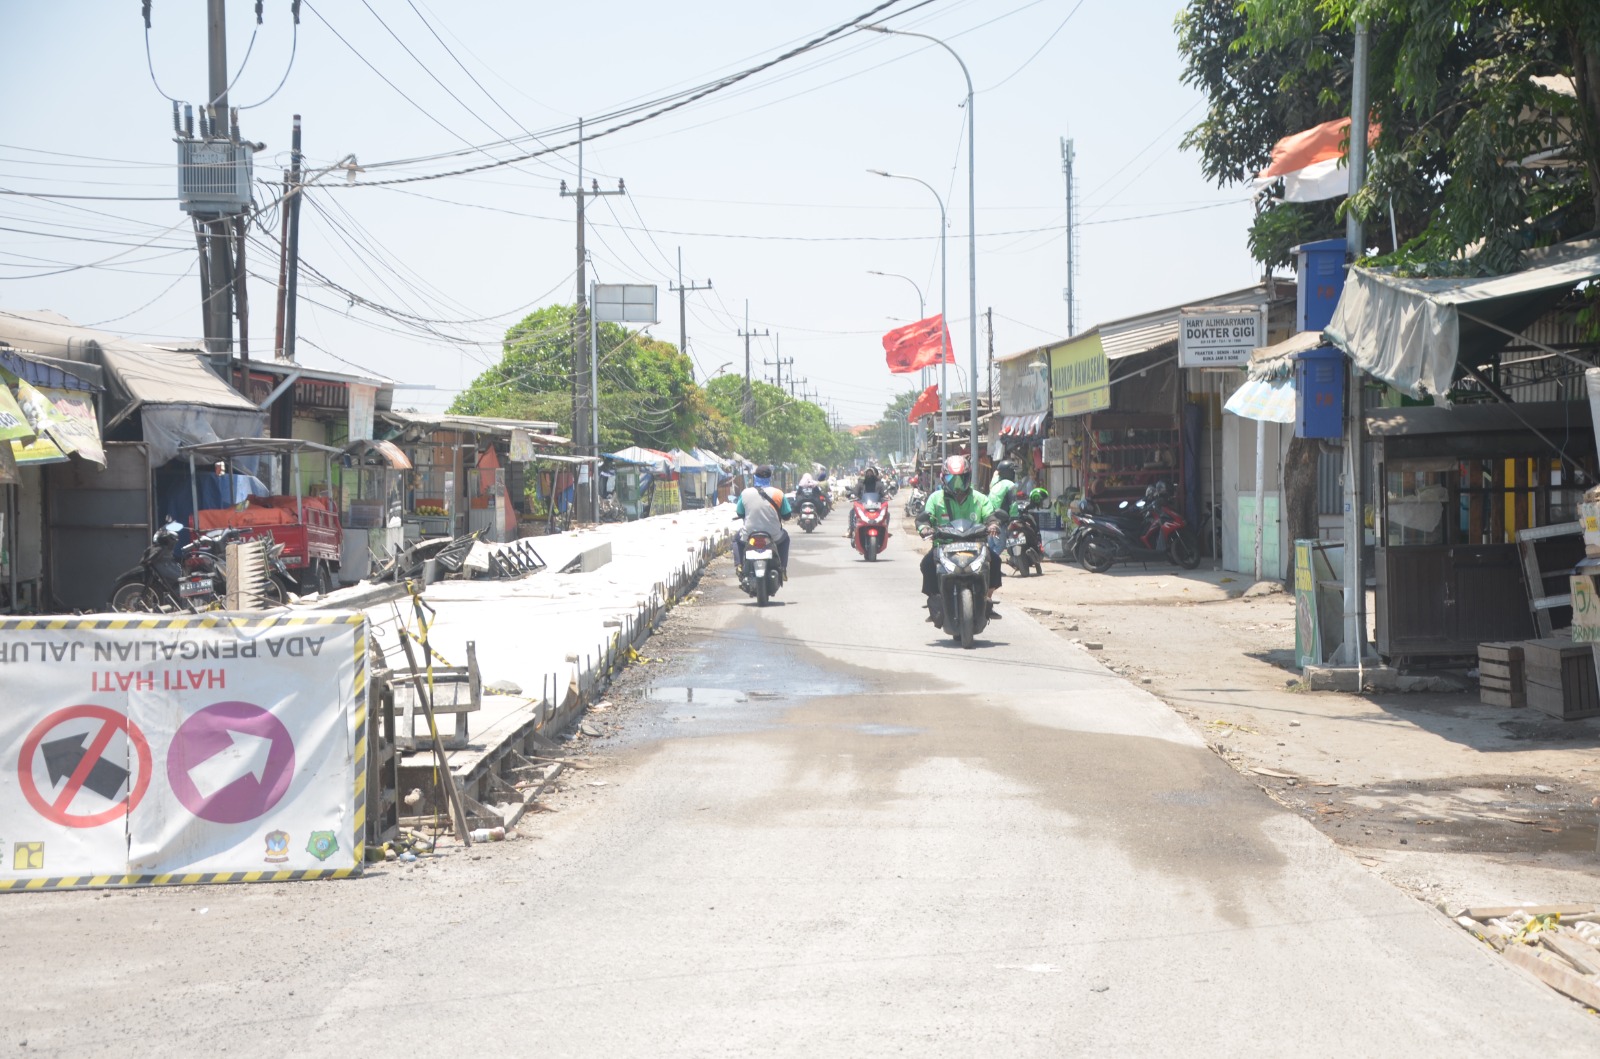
[[1098, 284, 1279, 361]]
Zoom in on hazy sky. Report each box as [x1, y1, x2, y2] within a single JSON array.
[[0, 0, 1261, 424]]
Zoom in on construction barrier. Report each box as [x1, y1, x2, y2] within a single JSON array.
[[0, 612, 368, 891]]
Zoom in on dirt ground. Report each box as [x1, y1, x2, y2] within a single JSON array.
[[992, 550, 1600, 912]]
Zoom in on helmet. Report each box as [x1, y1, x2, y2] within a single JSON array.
[[1029, 487, 1050, 507], [994, 459, 1017, 481], [941, 455, 971, 502]]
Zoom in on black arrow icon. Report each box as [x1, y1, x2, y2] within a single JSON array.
[[42, 732, 130, 801]]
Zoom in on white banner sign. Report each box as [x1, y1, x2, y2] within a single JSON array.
[[0, 613, 367, 890], [1178, 308, 1265, 368]]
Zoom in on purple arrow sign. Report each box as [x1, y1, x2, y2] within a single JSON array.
[[166, 702, 296, 824]]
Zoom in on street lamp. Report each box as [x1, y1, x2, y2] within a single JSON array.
[[864, 23, 979, 464], [866, 269, 925, 318], [868, 168, 949, 458]]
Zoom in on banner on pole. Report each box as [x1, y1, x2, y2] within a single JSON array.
[[0, 613, 368, 891]]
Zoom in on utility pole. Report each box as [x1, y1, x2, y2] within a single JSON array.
[[985, 307, 994, 414], [737, 300, 769, 427], [559, 117, 625, 522], [1061, 137, 1078, 335], [670, 247, 711, 379], [279, 116, 303, 363], [763, 335, 793, 395], [1339, 25, 1371, 668], [200, 0, 235, 364]]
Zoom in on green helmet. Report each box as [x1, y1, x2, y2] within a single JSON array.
[[1029, 487, 1050, 507]]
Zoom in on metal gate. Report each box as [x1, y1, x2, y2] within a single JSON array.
[[46, 442, 150, 611]]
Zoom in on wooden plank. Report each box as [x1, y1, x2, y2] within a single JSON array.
[[1501, 943, 1600, 1010], [1478, 641, 1523, 661], [1464, 904, 1596, 920], [1467, 460, 1484, 544], [1479, 688, 1523, 708], [1478, 674, 1515, 691], [1516, 520, 1585, 543], [1542, 932, 1600, 976]]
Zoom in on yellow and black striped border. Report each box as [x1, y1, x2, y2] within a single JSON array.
[[0, 611, 369, 892]]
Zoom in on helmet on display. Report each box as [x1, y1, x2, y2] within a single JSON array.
[[941, 455, 971, 502], [994, 459, 1018, 481], [1029, 487, 1050, 508]]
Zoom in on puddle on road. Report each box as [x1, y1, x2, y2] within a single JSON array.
[[646, 686, 749, 707]]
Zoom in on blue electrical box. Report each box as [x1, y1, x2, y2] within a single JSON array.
[[1295, 345, 1345, 439], [1293, 238, 1347, 332]]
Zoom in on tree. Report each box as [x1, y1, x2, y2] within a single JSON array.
[[859, 390, 919, 462], [451, 304, 710, 452], [701, 376, 854, 468], [1177, 0, 1600, 274]]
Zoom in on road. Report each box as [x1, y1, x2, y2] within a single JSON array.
[[7, 517, 1599, 1057]]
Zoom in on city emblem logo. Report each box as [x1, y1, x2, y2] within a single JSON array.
[[12, 842, 44, 871], [305, 831, 339, 862], [264, 830, 290, 863]]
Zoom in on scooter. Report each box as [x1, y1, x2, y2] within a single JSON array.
[[740, 531, 784, 606], [109, 521, 222, 613], [931, 518, 992, 650], [797, 501, 820, 534], [850, 495, 891, 561], [1002, 509, 1045, 577], [1077, 482, 1201, 573]]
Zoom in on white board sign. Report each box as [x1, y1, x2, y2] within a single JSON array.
[[1178, 308, 1265, 368], [0, 613, 367, 890]]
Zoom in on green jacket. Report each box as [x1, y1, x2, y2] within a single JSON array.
[[920, 488, 997, 530], [988, 477, 1019, 518]]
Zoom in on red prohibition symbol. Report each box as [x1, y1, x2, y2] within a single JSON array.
[[18, 704, 153, 828]]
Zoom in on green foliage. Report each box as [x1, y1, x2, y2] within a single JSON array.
[[701, 375, 856, 468], [450, 303, 739, 453], [858, 390, 919, 462], [1176, 0, 1600, 274]]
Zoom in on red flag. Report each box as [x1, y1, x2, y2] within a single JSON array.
[[906, 383, 939, 423], [883, 314, 953, 374]]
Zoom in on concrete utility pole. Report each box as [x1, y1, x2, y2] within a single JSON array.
[[281, 116, 303, 364], [764, 335, 793, 395], [201, 0, 234, 360], [670, 247, 712, 380], [738, 301, 768, 427], [1338, 23, 1371, 668], [559, 117, 625, 522], [985, 307, 994, 416]]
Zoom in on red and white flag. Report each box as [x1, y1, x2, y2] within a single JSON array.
[[1250, 116, 1380, 203], [906, 383, 939, 423], [882, 314, 953, 374]]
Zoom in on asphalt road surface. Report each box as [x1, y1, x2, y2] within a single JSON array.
[[8, 520, 1600, 1057]]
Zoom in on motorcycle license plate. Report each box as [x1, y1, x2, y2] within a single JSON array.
[[179, 576, 214, 598], [746, 549, 773, 560]]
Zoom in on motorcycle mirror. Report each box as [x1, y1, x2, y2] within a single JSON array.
[[163, 519, 184, 534]]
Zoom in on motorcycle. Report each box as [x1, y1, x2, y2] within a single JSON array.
[[1077, 482, 1201, 573], [905, 488, 927, 520], [931, 518, 993, 650], [740, 530, 783, 606], [1002, 509, 1045, 577], [797, 501, 820, 534], [850, 495, 891, 561], [109, 522, 222, 613]]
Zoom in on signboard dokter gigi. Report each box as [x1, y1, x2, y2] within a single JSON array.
[[1178, 308, 1265, 369]]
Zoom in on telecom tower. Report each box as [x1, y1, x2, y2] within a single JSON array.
[[1060, 137, 1079, 336]]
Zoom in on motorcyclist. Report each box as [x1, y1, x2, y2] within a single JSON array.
[[793, 472, 825, 519], [915, 455, 1002, 628], [733, 464, 792, 585], [1006, 484, 1050, 562], [988, 459, 1021, 518], [845, 465, 884, 539]]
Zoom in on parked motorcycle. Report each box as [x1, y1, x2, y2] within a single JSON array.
[[1002, 509, 1045, 577], [109, 522, 222, 612], [905, 488, 928, 520], [740, 530, 783, 606], [850, 495, 891, 561], [1077, 482, 1201, 573], [797, 501, 820, 534], [931, 518, 993, 649]]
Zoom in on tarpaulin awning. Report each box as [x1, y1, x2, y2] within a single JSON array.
[[1224, 378, 1297, 423], [999, 412, 1048, 436], [0, 347, 101, 391], [606, 446, 673, 473], [344, 438, 412, 470], [1325, 238, 1600, 399]]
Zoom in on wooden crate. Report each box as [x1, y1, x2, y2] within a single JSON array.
[[1477, 642, 1525, 708], [1521, 638, 1600, 720]]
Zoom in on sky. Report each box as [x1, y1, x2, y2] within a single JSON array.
[[0, 0, 1262, 427]]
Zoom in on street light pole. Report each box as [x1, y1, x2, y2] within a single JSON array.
[[866, 269, 925, 318], [869, 169, 948, 459], [866, 24, 979, 465]]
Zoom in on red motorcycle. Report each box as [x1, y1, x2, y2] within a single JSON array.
[[850, 496, 892, 562]]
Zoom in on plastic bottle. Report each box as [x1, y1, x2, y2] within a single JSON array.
[[469, 826, 506, 842]]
